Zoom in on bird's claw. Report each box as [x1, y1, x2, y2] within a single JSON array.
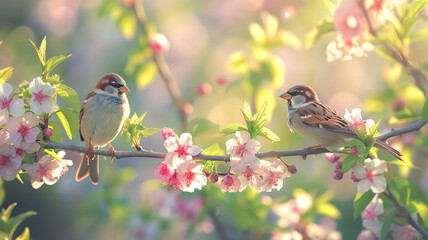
[[108, 143, 116, 166]]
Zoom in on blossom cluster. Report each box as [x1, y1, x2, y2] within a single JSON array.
[[0, 78, 72, 189], [327, 0, 394, 61], [223, 131, 292, 192], [271, 191, 342, 240]]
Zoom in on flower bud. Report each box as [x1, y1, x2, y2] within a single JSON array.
[[197, 83, 212, 95], [148, 32, 170, 54], [335, 160, 343, 170], [181, 102, 193, 116], [392, 97, 406, 112], [324, 152, 339, 163], [215, 76, 226, 85], [332, 170, 343, 180], [286, 164, 298, 174], [208, 172, 219, 183], [44, 128, 53, 137]]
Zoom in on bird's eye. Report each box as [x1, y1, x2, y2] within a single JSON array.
[[111, 82, 122, 88]]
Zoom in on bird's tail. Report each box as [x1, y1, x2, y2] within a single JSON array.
[[374, 139, 403, 161], [76, 151, 99, 184]]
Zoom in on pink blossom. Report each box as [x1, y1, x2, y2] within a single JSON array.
[[6, 112, 41, 148], [334, 0, 365, 39], [392, 225, 419, 240], [161, 128, 175, 140], [306, 218, 342, 240], [361, 195, 383, 236], [273, 191, 312, 228], [226, 131, 261, 173], [0, 144, 21, 180], [326, 36, 374, 62], [23, 151, 72, 189], [164, 133, 202, 169], [271, 230, 302, 240], [220, 174, 241, 192], [357, 230, 377, 240], [344, 108, 375, 132], [28, 77, 56, 115], [260, 159, 291, 191], [166, 172, 184, 191], [148, 32, 170, 53], [0, 129, 10, 145], [154, 162, 173, 182], [177, 161, 207, 192], [324, 152, 340, 163], [237, 166, 264, 191], [175, 196, 204, 221], [0, 83, 25, 126], [353, 158, 386, 194]]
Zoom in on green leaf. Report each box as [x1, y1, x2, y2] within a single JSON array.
[[262, 56, 285, 88], [56, 83, 80, 112], [56, 106, 79, 140], [136, 61, 158, 90], [342, 155, 359, 173], [403, 0, 428, 34], [388, 178, 410, 206], [29, 36, 46, 67], [304, 17, 334, 49], [0, 203, 36, 240], [249, 22, 265, 43], [189, 118, 218, 138], [220, 123, 247, 135], [381, 207, 397, 240], [43, 54, 72, 76], [0, 67, 13, 83], [255, 89, 275, 120], [16, 227, 30, 240], [322, 0, 335, 13], [117, 12, 137, 40], [277, 30, 301, 48], [44, 149, 61, 161], [409, 200, 428, 228], [0, 179, 4, 206], [48, 120, 62, 143], [367, 120, 380, 140], [201, 143, 224, 155], [259, 127, 280, 142], [228, 52, 249, 73], [140, 128, 160, 137], [353, 191, 375, 219]]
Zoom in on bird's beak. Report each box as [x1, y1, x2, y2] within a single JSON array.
[[119, 85, 130, 93], [280, 92, 291, 100]]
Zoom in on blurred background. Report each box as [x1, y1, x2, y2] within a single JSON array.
[[1, 0, 428, 239]]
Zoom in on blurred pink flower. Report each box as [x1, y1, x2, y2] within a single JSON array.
[[273, 190, 312, 228], [197, 82, 212, 95], [6, 112, 41, 148], [0, 144, 21, 180], [260, 159, 291, 191], [357, 230, 377, 240], [271, 230, 302, 240], [175, 196, 204, 221], [306, 218, 342, 240], [226, 131, 261, 174], [148, 32, 170, 54], [29, 77, 56, 115], [334, 0, 365, 39], [0, 83, 25, 126], [361, 195, 383, 236], [220, 174, 241, 192], [344, 108, 375, 131], [177, 161, 207, 192], [326, 36, 374, 62], [23, 151, 72, 189], [353, 158, 386, 194], [164, 133, 202, 169], [392, 225, 418, 240]]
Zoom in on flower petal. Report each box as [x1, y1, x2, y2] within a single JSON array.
[[353, 163, 366, 179], [0, 108, 9, 126], [179, 133, 193, 146], [29, 77, 44, 94], [9, 98, 25, 117], [24, 128, 40, 143], [357, 179, 372, 194], [371, 176, 386, 193], [0, 83, 13, 98], [30, 99, 43, 115], [190, 146, 203, 156], [41, 98, 56, 114], [372, 159, 386, 175]]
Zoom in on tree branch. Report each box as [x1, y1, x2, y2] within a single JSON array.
[[133, 0, 188, 130], [43, 118, 427, 161], [383, 189, 428, 238]]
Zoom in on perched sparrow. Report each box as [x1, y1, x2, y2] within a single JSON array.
[[280, 85, 402, 160], [76, 73, 131, 184]]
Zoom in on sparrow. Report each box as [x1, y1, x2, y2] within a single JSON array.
[[280, 85, 402, 160], [76, 73, 131, 184]]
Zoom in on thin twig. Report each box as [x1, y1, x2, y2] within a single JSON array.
[[383, 189, 428, 238], [43, 118, 427, 161], [133, 0, 188, 130], [359, 0, 428, 98]]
